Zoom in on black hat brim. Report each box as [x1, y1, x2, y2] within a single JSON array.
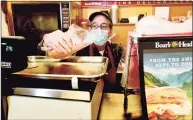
[[89, 12, 113, 25]]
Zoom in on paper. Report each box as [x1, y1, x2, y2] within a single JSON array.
[[155, 7, 169, 20]]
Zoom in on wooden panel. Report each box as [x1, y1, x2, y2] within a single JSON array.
[[1, 1, 10, 36], [119, 6, 153, 18], [111, 24, 135, 46], [6, 2, 15, 35], [152, 5, 192, 20], [81, 6, 153, 20], [169, 5, 192, 18], [82, 8, 109, 19]]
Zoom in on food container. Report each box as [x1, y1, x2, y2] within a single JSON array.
[[16, 56, 108, 82]]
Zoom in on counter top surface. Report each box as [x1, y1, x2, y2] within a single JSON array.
[[3, 92, 142, 120], [99, 93, 142, 120]]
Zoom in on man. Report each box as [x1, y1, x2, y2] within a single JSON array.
[[39, 11, 123, 92]]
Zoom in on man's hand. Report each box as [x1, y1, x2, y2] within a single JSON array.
[[43, 30, 73, 58]]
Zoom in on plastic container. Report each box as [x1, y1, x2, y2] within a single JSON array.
[[110, 4, 119, 24]]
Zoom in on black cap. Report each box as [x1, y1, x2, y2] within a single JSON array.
[[89, 11, 113, 26]]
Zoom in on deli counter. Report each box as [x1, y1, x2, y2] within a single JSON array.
[[2, 33, 192, 120], [1, 36, 142, 120], [1, 1, 192, 119]]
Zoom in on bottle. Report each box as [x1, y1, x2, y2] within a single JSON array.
[[110, 4, 119, 24]]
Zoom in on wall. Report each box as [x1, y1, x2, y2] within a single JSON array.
[[111, 24, 135, 45], [81, 6, 153, 45], [119, 6, 153, 18], [153, 5, 192, 20], [82, 8, 109, 19], [82, 6, 153, 20], [3, 1, 192, 46], [169, 5, 192, 19], [82, 4, 192, 45]]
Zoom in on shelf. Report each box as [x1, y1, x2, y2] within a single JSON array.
[[113, 23, 135, 26]]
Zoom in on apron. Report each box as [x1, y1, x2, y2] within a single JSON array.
[[89, 44, 117, 84]]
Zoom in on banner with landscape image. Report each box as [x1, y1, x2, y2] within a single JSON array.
[[143, 51, 192, 120]]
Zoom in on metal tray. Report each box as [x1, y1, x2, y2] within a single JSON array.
[[13, 56, 108, 81], [28, 56, 61, 62]]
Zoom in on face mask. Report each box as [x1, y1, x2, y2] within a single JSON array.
[[91, 29, 109, 46]]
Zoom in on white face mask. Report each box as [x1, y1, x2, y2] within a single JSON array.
[[84, 28, 112, 46], [86, 29, 109, 46], [90, 29, 109, 46]]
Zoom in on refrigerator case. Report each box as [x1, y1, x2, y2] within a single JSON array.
[[7, 56, 108, 120]]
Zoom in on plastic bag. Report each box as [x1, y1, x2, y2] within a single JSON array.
[[65, 24, 92, 54], [42, 24, 94, 57], [42, 24, 116, 59], [67, 24, 116, 55], [135, 16, 192, 35]]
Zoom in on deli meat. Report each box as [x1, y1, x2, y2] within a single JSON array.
[[146, 86, 191, 119], [146, 87, 187, 104]]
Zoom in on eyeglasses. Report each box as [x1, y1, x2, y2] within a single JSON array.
[[90, 23, 110, 30]]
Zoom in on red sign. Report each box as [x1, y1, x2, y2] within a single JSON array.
[[81, 1, 192, 7], [81, 1, 106, 6]]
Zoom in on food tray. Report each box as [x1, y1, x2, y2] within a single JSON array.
[[28, 56, 61, 62], [13, 56, 108, 81]]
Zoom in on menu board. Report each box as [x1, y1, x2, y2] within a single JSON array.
[[137, 36, 192, 120]]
